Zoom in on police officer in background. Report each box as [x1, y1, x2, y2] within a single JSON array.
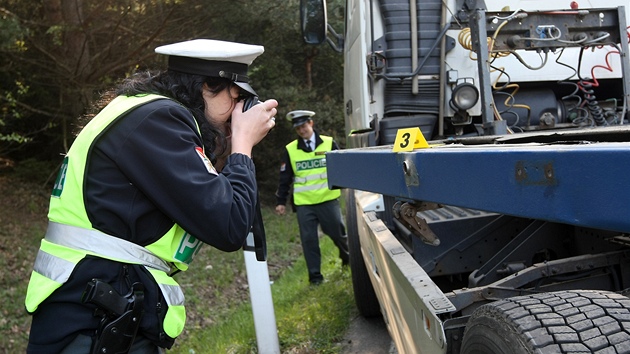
[[275, 110, 349, 285], [25, 39, 278, 353]]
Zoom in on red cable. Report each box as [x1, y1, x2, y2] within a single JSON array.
[[579, 50, 620, 88]]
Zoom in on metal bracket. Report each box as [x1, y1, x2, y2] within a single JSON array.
[[393, 201, 442, 246]]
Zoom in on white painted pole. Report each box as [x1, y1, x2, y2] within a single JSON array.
[[244, 232, 280, 354]]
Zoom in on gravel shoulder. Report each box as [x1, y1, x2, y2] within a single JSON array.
[[340, 315, 397, 354]]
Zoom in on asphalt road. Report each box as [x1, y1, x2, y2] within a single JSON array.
[[340, 315, 397, 354]]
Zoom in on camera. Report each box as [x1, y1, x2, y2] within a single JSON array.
[[243, 95, 260, 112]]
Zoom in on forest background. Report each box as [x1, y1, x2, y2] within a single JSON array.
[[0, 0, 346, 202], [0, 1, 364, 352]]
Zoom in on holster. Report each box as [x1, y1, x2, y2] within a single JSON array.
[[82, 279, 145, 354]]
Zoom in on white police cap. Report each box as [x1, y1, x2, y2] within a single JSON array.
[[286, 110, 316, 127], [155, 39, 264, 95]]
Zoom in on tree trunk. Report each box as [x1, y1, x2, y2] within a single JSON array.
[[304, 47, 319, 90], [43, 0, 92, 151]]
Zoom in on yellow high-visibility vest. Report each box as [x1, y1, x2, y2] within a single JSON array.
[[287, 135, 340, 205]]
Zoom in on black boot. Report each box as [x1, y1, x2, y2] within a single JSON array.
[[339, 235, 349, 267]]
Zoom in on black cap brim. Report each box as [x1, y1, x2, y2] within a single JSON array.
[[167, 56, 257, 95], [292, 117, 311, 128], [235, 82, 257, 96]]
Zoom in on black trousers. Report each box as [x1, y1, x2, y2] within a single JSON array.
[[296, 199, 349, 283], [59, 334, 163, 354]]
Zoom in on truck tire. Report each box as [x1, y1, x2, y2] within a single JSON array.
[[461, 290, 630, 354], [345, 189, 381, 317]]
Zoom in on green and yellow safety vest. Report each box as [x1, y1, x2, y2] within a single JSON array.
[[25, 94, 201, 339], [287, 135, 340, 205]]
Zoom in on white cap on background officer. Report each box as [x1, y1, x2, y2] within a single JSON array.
[[286, 110, 317, 152], [286, 110, 315, 127]]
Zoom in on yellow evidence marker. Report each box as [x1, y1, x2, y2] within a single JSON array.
[[392, 127, 430, 152]]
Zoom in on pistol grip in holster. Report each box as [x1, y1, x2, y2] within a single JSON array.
[[82, 279, 145, 354]]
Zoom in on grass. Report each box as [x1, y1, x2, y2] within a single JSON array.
[[0, 175, 358, 353], [171, 207, 356, 353], [0, 177, 49, 353]]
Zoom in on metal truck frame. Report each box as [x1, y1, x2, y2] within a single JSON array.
[[300, 0, 630, 353]]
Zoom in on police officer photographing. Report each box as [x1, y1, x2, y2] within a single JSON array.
[[24, 39, 278, 353], [275, 110, 349, 285]]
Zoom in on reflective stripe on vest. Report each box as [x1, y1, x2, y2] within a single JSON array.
[[294, 181, 330, 194], [25, 94, 192, 339], [146, 269, 186, 337], [294, 172, 328, 184], [45, 222, 171, 272], [287, 136, 341, 205]]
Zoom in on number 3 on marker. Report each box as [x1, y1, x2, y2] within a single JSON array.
[[392, 127, 429, 152], [399, 132, 411, 148]]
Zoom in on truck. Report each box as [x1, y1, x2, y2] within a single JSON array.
[[299, 0, 630, 353]]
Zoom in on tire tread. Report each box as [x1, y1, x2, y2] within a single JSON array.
[[461, 290, 630, 354]]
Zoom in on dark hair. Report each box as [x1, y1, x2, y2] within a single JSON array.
[[115, 70, 232, 163]]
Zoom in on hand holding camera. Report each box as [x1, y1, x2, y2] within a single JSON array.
[[242, 94, 276, 127]]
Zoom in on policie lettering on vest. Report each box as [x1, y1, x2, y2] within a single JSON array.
[[295, 157, 326, 171]]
